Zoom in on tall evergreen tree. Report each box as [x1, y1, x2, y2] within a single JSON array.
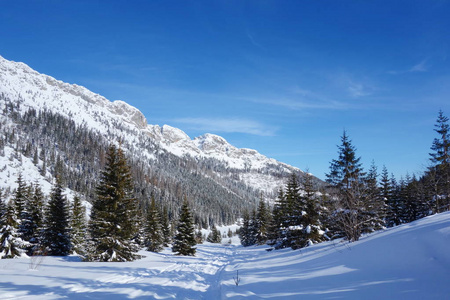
[[172, 198, 196, 256], [27, 182, 45, 253], [429, 110, 450, 212], [239, 210, 255, 247], [0, 201, 30, 259], [144, 196, 164, 252], [363, 162, 386, 233], [326, 131, 367, 242], [13, 173, 27, 222], [87, 144, 139, 262], [160, 205, 171, 247], [297, 172, 324, 248], [13, 174, 33, 245], [255, 198, 270, 245], [206, 225, 222, 243], [267, 188, 285, 247], [0, 190, 6, 228], [41, 178, 71, 256], [70, 196, 87, 255]]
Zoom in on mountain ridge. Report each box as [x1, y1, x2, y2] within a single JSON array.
[[0, 54, 315, 225]]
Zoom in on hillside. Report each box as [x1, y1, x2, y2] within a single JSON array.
[[0, 55, 318, 225], [1, 211, 449, 299]]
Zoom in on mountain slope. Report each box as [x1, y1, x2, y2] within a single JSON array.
[[0, 55, 312, 224]]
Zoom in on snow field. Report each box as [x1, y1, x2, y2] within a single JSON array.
[[1, 212, 450, 299]]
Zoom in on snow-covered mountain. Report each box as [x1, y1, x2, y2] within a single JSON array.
[[0, 55, 295, 174], [0, 55, 311, 224]]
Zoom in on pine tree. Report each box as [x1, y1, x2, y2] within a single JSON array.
[[267, 188, 285, 248], [326, 131, 367, 242], [206, 225, 222, 243], [13, 173, 27, 221], [160, 205, 171, 246], [386, 175, 403, 227], [27, 182, 45, 253], [286, 174, 307, 249], [41, 178, 71, 256], [0, 201, 30, 259], [239, 210, 254, 247], [70, 196, 87, 255], [363, 162, 386, 233], [429, 110, 450, 212], [13, 174, 33, 244], [381, 166, 395, 227], [172, 198, 196, 256], [0, 190, 6, 228], [87, 144, 139, 262], [144, 196, 164, 252], [255, 198, 270, 245], [297, 172, 324, 248]]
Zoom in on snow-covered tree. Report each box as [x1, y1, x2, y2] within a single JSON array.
[[429, 110, 450, 212], [206, 225, 222, 243], [70, 195, 87, 255], [144, 196, 164, 252], [87, 144, 140, 262], [26, 182, 45, 253], [41, 178, 71, 256], [172, 198, 196, 256], [239, 210, 257, 247], [296, 172, 325, 248], [0, 201, 30, 259], [160, 205, 171, 247], [255, 198, 270, 245], [326, 131, 367, 242], [362, 162, 386, 233]]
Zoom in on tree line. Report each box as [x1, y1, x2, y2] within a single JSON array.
[[239, 110, 450, 248], [0, 144, 198, 260]]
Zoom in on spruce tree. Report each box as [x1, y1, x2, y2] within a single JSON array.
[[239, 210, 254, 247], [41, 178, 71, 256], [160, 205, 171, 246], [172, 198, 196, 256], [267, 188, 285, 248], [255, 198, 270, 245], [429, 110, 450, 212], [326, 131, 367, 242], [87, 144, 139, 262], [206, 225, 222, 243], [0, 202, 30, 259], [363, 162, 386, 233], [298, 172, 324, 248], [70, 196, 87, 255], [285, 174, 305, 249], [0, 190, 6, 228], [13, 174, 33, 246], [144, 196, 164, 252], [27, 182, 45, 253]]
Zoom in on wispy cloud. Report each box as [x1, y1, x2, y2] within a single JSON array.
[[388, 58, 430, 74], [246, 29, 265, 50], [173, 117, 277, 136], [348, 80, 372, 98], [409, 59, 428, 72]]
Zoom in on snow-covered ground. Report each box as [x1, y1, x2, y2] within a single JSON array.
[[1, 212, 450, 299]]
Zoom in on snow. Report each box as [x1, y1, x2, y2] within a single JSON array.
[[0, 54, 299, 196], [2, 212, 450, 299]]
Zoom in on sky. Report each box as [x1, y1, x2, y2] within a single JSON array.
[[1, 0, 450, 180]]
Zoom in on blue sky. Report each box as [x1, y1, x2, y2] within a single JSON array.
[[1, 0, 450, 180]]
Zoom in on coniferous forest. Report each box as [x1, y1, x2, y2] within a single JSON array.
[[239, 110, 450, 250], [0, 87, 449, 260]]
